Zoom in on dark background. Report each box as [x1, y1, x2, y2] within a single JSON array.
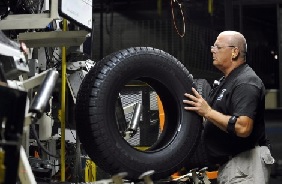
[[88, 0, 279, 89], [84, 0, 282, 183]]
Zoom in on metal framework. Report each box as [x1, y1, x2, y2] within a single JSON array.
[[225, 0, 282, 107]]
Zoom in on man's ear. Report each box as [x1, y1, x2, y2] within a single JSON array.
[[232, 48, 239, 59], [232, 52, 237, 59]]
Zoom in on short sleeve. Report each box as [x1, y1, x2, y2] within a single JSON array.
[[231, 83, 261, 119]]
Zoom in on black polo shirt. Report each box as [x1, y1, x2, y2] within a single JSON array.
[[204, 63, 267, 165]]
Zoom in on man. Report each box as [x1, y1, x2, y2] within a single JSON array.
[[183, 31, 275, 184]]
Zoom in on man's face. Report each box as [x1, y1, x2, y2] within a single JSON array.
[[211, 35, 234, 72]]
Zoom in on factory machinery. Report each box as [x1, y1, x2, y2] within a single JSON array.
[[0, 0, 217, 183]]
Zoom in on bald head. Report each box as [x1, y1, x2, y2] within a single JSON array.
[[218, 31, 247, 59]]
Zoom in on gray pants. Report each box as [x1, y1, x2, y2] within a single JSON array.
[[217, 146, 275, 184]]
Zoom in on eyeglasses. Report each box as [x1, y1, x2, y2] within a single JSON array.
[[211, 45, 235, 51]]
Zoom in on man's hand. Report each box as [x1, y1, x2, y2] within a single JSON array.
[[184, 88, 254, 137], [183, 88, 212, 118]]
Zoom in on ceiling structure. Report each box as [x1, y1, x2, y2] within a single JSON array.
[[92, 0, 282, 106]]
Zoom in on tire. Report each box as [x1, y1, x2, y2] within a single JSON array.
[[193, 79, 211, 100], [75, 47, 203, 181], [185, 79, 214, 171]]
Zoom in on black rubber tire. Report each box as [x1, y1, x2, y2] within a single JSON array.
[[185, 79, 213, 171], [75, 47, 203, 181], [193, 79, 211, 100]]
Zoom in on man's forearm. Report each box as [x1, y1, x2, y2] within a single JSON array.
[[204, 108, 230, 132]]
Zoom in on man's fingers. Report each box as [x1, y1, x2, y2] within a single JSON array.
[[183, 99, 193, 105], [183, 88, 206, 114], [184, 106, 196, 110], [184, 92, 198, 102], [192, 87, 201, 98], [184, 88, 202, 101], [183, 99, 200, 109]]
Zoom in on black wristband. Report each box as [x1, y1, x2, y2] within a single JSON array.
[[227, 116, 238, 136]]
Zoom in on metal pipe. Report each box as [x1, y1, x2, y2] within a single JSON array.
[[60, 18, 67, 182], [91, 0, 95, 60], [100, 1, 104, 59], [29, 69, 59, 119], [277, 4, 282, 107], [128, 103, 142, 133]]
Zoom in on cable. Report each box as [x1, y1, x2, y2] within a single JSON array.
[[170, 0, 186, 37], [30, 123, 60, 158]]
